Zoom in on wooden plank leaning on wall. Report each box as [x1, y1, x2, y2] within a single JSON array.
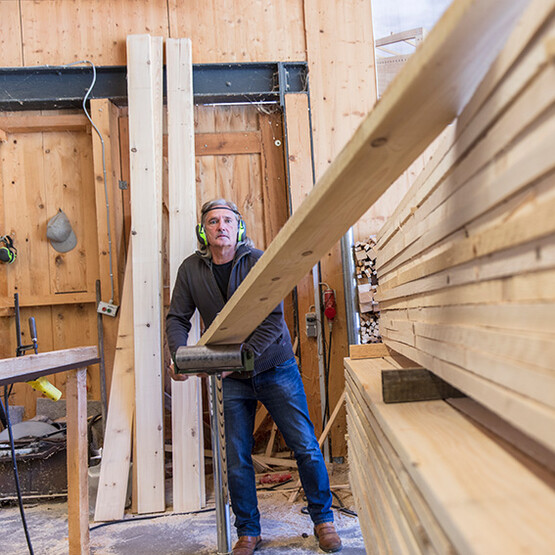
[[127, 34, 165, 514], [94, 257, 134, 521], [166, 37, 205, 512]]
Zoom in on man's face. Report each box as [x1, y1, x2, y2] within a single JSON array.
[[204, 208, 239, 249]]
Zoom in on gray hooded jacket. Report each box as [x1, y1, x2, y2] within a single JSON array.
[[166, 243, 294, 375]]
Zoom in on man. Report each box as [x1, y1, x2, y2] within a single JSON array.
[[166, 198, 342, 554]]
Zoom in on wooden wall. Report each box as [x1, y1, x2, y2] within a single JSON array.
[[0, 1, 379, 454], [0, 112, 102, 409]]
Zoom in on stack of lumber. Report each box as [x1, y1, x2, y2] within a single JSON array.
[[354, 238, 381, 343], [345, 351, 555, 554], [375, 0, 555, 453]]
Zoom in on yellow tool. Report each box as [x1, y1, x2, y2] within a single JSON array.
[[27, 377, 62, 402], [14, 295, 62, 402]]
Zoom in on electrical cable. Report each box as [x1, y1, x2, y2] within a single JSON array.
[[89, 506, 216, 531], [0, 386, 34, 555], [63, 60, 115, 304]]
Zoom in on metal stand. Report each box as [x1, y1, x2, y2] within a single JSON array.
[[208, 374, 232, 555]]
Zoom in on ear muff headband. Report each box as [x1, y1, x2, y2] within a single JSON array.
[[196, 223, 209, 247], [196, 207, 247, 246]]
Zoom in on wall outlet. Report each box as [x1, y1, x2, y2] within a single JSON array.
[[97, 301, 119, 317], [305, 312, 318, 338]]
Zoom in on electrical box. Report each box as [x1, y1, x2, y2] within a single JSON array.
[[97, 301, 119, 317], [305, 312, 318, 338]]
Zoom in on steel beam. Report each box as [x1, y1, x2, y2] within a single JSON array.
[[0, 62, 308, 111]]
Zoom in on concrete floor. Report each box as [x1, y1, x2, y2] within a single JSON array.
[[1, 466, 366, 554]]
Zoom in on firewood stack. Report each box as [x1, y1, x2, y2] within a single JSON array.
[[353, 237, 381, 344]]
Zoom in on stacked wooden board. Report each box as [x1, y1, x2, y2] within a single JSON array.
[[376, 0, 555, 453], [345, 353, 555, 554]]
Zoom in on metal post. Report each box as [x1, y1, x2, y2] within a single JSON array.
[[208, 374, 232, 555], [340, 228, 360, 346]]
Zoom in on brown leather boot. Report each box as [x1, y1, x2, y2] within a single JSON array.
[[314, 522, 342, 552], [232, 535, 262, 555]]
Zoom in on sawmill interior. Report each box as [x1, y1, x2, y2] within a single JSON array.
[[1, 0, 554, 554]]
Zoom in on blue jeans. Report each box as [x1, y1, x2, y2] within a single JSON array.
[[222, 357, 334, 537]]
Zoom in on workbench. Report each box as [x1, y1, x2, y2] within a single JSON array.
[[0, 346, 100, 555]]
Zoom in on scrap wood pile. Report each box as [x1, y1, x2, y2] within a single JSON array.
[[353, 238, 381, 344]]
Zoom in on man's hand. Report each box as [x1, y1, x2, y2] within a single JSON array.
[[169, 362, 189, 382]]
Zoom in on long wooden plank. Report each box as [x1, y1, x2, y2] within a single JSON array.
[[127, 33, 165, 514], [378, 64, 555, 275], [379, 178, 555, 292], [379, 232, 555, 304], [346, 396, 424, 555], [196, 0, 529, 349], [346, 372, 455, 554], [94, 258, 134, 522], [382, 337, 555, 452], [379, 321, 555, 409], [376, 0, 555, 248], [166, 37, 205, 513], [345, 357, 555, 553]]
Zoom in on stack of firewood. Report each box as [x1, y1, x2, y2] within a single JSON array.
[[353, 238, 381, 343]]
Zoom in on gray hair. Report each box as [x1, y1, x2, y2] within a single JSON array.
[[198, 198, 254, 258]]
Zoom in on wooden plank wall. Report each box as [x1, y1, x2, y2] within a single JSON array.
[[0, 1, 378, 453], [0, 113, 103, 414], [375, 1, 555, 452]]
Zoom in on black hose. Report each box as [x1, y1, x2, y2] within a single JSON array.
[[1, 386, 34, 554]]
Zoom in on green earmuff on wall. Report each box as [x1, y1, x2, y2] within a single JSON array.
[[0, 235, 17, 264]]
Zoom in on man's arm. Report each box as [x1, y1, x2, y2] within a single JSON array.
[[166, 265, 196, 359], [243, 300, 287, 357]]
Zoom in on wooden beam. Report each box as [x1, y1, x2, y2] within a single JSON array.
[[127, 33, 165, 514], [166, 37, 205, 513], [196, 0, 529, 350], [447, 397, 555, 474], [0, 114, 89, 133], [66, 367, 90, 555], [381, 368, 465, 404]]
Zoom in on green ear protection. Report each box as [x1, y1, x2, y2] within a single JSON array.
[[0, 235, 17, 264], [196, 207, 246, 247]]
